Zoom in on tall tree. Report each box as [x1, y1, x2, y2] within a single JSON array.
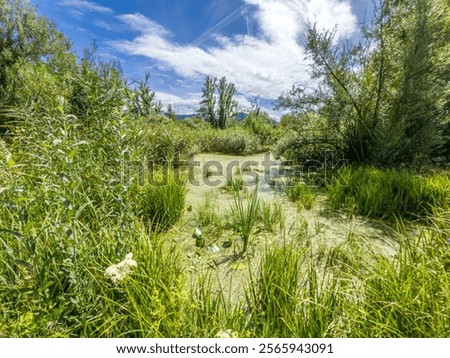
[[277, 0, 449, 165], [0, 0, 73, 100], [198, 76, 237, 129], [217, 76, 238, 129], [198, 76, 217, 127]]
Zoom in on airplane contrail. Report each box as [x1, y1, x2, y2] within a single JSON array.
[[244, 4, 252, 36], [190, 3, 246, 46]]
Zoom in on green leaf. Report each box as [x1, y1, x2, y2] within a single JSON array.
[[18, 287, 35, 295], [6, 153, 15, 168], [68, 148, 78, 160], [0, 228, 24, 239], [74, 203, 88, 220], [15, 260, 33, 268]]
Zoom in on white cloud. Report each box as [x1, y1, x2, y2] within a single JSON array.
[[154, 91, 202, 114], [110, 0, 357, 113], [59, 0, 113, 14], [116, 13, 170, 36], [94, 19, 115, 31]]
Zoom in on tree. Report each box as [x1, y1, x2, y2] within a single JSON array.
[[217, 76, 238, 129], [167, 104, 176, 120], [0, 0, 73, 101], [128, 73, 163, 117], [277, 0, 449, 165], [198, 76, 237, 129]]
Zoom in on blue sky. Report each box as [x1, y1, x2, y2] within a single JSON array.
[[31, 0, 371, 116]]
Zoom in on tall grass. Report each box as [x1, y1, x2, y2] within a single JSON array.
[[286, 181, 317, 210], [259, 201, 285, 233], [131, 171, 186, 231], [1, 108, 449, 338], [327, 166, 450, 219], [342, 232, 450, 337], [230, 185, 260, 252], [195, 193, 223, 238]]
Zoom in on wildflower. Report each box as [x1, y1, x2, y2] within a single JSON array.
[[193, 227, 205, 247], [207, 244, 220, 253], [216, 329, 238, 338], [105, 253, 137, 283]]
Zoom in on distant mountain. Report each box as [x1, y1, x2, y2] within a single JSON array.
[[175, 114, 196, 120], [174, 112, 248, 121]]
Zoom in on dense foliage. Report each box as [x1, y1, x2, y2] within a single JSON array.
[[277, 0, 450, 165], [0, 0, 449, 338]]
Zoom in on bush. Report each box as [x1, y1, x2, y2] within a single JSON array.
[[275, 132, 337, 166], [141, 119, 197, 166], [242, 112, 279, 148], [198, 126, 263, 155]]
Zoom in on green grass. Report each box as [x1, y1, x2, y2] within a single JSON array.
[[223, 175, 244, 192], [259, 201, 285, 233], [327, 166, 450, 220], [286, 181, 317, 210], [195, 193, 223, 238], [1, 109, 449, 338], [131, 171, 187, 231], [229, 185, 260, 253]]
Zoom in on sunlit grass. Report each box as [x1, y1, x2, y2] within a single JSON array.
[[229, 185, 260, 253], [131, 171, 187, 231], [327, 166, 450, 219], [1, 109, 449, 338], [286, 181, 317, 210]]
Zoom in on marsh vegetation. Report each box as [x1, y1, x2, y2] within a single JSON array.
[[0, 0, 449, 337]]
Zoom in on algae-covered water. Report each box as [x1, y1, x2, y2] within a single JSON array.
[[185, 152, 397, 244], [169, 152, 400, 301]]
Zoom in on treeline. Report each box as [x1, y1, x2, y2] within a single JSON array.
[[1, 0, 449, 167], [0, 0, 166, 126]]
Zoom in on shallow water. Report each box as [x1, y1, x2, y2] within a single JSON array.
[[173, 152, 400, 302], [183, 152, 398, 249], [185, 152, 284, 206]]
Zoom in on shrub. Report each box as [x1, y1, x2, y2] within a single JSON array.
[[242, 112, 279, 148], [198, 127, 263, 155], [141, 120, 197, 166], [275, 132, 337, 166]]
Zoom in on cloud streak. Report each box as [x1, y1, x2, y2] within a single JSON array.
[[59, 0, 113, 15]]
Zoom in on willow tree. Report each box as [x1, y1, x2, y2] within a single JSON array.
[[198, 76, 238, 129], [0, 0, 73, 101], [277, 0, 450, 165]]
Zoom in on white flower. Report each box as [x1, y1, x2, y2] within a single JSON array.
[[216, 329, 238, 338], [105, 253, 137, 283], [52, 138, 62, 146], [195, 227, 202, 237], [207, 244, 220, 253]]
